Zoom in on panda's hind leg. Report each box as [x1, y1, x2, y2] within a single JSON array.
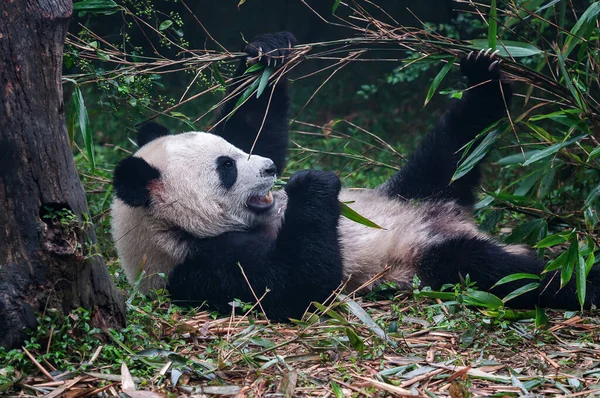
[[377, 51, 512, 207], [417, 236, 600, 310]]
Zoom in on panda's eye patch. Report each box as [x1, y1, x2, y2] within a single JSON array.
[[216, 156, 237, 189]]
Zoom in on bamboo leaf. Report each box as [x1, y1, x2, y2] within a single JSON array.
[[73, 0, 120, 14], [555, 47, 585, 111], [332, 0, 342, 14], [256, 67, 274, 98], [470, 39, 542, 57], [452, 129, 501, 181], [492, 273, 540, 288], [159, 20, 173, 31], [339, 294, 392, 344], [331, 380, 344, 398], [502, 282, 540, 304], [340, 202, 383, 229], [535, 306, 548, 329], [521, 134, 586, 166], [72, 86, 95, 172], [488, 0, 497, 50], [424, 57, 456, 106], [584, 182, 600, 209], [225, 77, 260, 122], [576, 255, 586, 310], [244, 63, 265, 74], [464, 290, 504, 309], [585, 252, 595, 276], [563, 2, 600, 58], [536, 233, 570, 248]]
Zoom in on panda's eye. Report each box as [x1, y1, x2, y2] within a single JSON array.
[[217, 156, 236, 169]]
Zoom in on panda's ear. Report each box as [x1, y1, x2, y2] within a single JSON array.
[[113, 156, 161, 207], [137, 122, 170, 147]]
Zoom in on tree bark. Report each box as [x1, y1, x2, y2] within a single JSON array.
[[0, 0, 125, 349]]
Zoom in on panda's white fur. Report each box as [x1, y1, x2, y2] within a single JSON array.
[[112, 132, 278, 292], [112, 131, 525, 294]]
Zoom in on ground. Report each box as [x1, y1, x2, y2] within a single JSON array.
[[2, 287, 600, 397]]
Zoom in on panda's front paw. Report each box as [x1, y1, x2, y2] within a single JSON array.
[[285, 170, 341, 204], [245, 32, 297, 68], [460, 49, 503, 86]]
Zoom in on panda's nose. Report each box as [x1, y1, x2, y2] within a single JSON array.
[[261, 161, 277, 177]]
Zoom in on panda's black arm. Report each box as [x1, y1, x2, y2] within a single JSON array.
[[213, 32, 297, 173], [377, 52, 512, 207], [168, 170, 343, 320]]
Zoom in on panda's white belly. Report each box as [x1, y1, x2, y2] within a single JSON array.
[[336, 188, 485, 291]]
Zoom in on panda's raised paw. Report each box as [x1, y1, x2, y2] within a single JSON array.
[[245, 32, 297, 68], [460, 48, 503, 86], [285, 170, 341, 202]]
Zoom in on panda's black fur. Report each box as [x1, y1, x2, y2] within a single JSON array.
[[112, 32, 600, 319]]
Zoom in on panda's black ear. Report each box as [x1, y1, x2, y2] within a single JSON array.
[[113, 156, 161, 207], [137, 122, 170, 147]]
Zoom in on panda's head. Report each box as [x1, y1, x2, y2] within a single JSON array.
[[112, 123, 279, 242]]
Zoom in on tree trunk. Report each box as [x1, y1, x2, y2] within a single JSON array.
[[0, 0, 125, 349]]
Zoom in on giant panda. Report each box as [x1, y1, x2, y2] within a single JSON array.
[[111, 32, 600, 319]]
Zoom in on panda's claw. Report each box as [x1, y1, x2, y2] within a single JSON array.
[[476, 49, 484, 60], [484, 48, 492, 57], [488, 60, 499, 72], [467, 51, 474, 61], [491, 49, 500, 59]]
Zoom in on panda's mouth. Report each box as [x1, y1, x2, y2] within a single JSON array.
[[246, 191, 274, 213]]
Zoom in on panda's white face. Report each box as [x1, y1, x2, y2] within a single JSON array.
[[133, 131, 278, 238]]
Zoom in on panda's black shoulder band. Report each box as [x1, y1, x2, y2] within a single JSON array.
[[137, 122, 171, 147], [113, 156, 160, 207]]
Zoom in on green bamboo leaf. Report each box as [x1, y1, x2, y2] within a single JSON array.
[[339, 294, 391, 343], [576, 255, 586, 310], [424, 57, 456, 106], [556, 47, 585, 111], [244, 63, 265, 74], [502, 282, 540, 304], [340, 202, 383, 229], [470, 39, 542, 57], [584, 182, 600, 209], [560, 240, 579, 288], [588, 145, 600, 160], [225, 77, 260, 122], [73, 0, 120, 14], [488, 0, 497, 50], [331, 381, 344, 398], [536, 232, 570, 248], [452, 129, 501, 181], [585, 252, 595, 276], [492, 273, 540, 288], [521, 134, 586, 166], [563, 2, 600, 58], [256, 67, 274, 98], [332, 0, 341, 14], [72, 86, 95, 172], [464, 290, 504, 309], [345, 328, 364, 352], [159, 20, 173, 31], [535, 306, 548, 329]]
